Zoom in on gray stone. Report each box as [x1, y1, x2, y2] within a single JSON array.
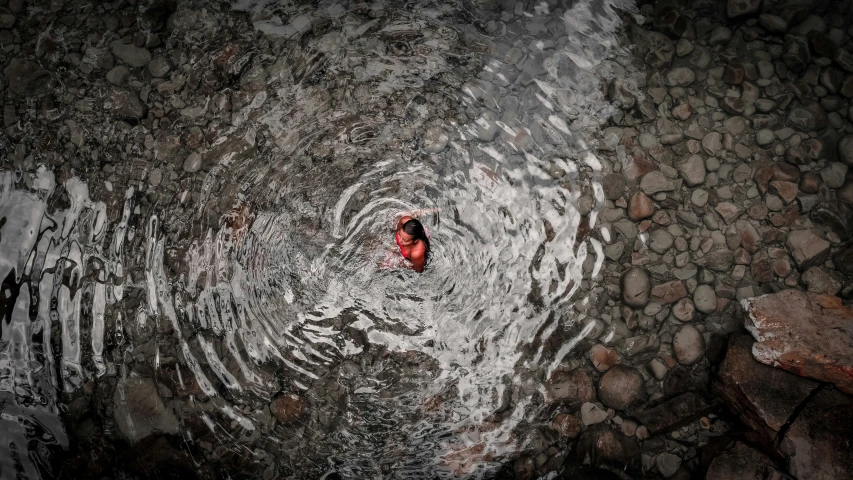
[[114, 377, 179, 443], [621, 268, 651, 308], [111, 40, 152, 67], [106, 65, 131, 86], [702, 132, 722, 156], [693, 284, 717, 314], [665, 67, 696, 87], [3, 58, 50, 97], [183, 152, 202, 173], [422, 125, 449, 153], [677, 154, 706, 187], [786, 230, 831, 269], [673, 325, 704, 365], [801, 266, 843, 295], [598, 365, 647, 411], [640, 171, 675, 195], [104, 88, 146, 120], [820, 162, 848, 188], [148, 56, 171, 77], [580, 402, 608, 425], [708, 26, 732, 46], [759, 14, 788, 33], [656, 452, 682, 477], [783, 36, 811, 72], [649, 229, 674, 254], [727, 0, 760, 18]]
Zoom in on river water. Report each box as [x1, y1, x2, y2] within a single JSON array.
[[0, 0, 641, 477]]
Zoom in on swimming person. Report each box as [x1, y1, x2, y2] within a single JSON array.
[[393, 209, 437, 273]]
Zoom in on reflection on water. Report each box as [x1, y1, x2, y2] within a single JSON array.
[[0, 0, 639, 477]]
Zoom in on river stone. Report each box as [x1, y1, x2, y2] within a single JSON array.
[[786, 229, 830, 268], [603, 174, 625, 200], [422, 125, 449, 153], [3, 58, 50, 97], [656, 453, 682, 477], [759, 14, 788, 33], [820, 162, 848, 189], [702, 132, 722, 156], [621, 268, 651, 307], [714, 335, 819, 439], [744, 290, 853, 394], [628, 191, 654, 221], [148, 55, 171, 77], [649, 229, 673, 254], [783, 36, 811, 72], [550, 413, 582, 439], [708, 26, 732, 45], [106, 65, 131, 86], [677, 155, 706, 186], [545, 369, 596, 407], [838, 135, 853, 167], [706, 442, 778, 480], [589, 344, 621, 372], [727, 0, 760, 18], [580, 402, 608, 425], [112, 40, 152, 67], [104, 88, 146, 120], [673, 325, 704, 365], [665, 67, 695, 87], [597, 365, 647, 411], [270, 393, 305, 423], [114, 377, 179, 443], [651, 280, 687, 304], [801, 266, 843, 295], [640, 171, 675, 194], [693, 284, 716, 314]]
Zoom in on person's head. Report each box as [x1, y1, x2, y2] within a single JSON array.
[[400, 219, 431, 256]]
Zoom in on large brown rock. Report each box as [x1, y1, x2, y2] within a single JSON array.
[[705, 442, 779, 480], [714, 336, 819, 439], [545, 368, 596, 407], [782, 388, 853, 480], [598, 365, 647, 411], [270, 393, 305, 423], [744, 290, 853, 394]]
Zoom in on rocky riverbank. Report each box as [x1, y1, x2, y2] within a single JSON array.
[[1, 0, 852, 479]]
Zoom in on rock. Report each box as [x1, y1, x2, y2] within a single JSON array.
[[654, 6, 689, 39], [702, 132, 722, 156], [112, 40, 152, 67], [621, 268, 651, 308], [422, 125, 449, 153], [722, 61, 744, 85], [597, 365, 647, 411], [270, 393, 305, 423], [656, 453, 682, 477], [744, 290, 853, 394], [714, 335, 819, 439], [644, 32, 675, 69], [715, 202, 743, 224], [649, 229, 674, 254], [0, 7, 14, 29], [800, 173, 821, 195], [114, 377, 180, 443], [575, 424, 640, 470], [705, 442, 778, 480], [665, 67, 696, 86], [580, 402, 608, 425], [782, 388, 853, 480], [802, 266, 843, 295], [651, 280, 687, 304], [104, 88, 147, 120], [677, 155, 706, 187], [673, 325, 705, 365], [692, 284, 716, 314], [545, 369, 596, 407], [628, 191, 654, 221], [636, 393, 717, 435], [839, 135, 853, 166], [770, 181, 798, 204], [759, 14, 788, 33], [756, 129, 774, 146], [3, 58, 50, 97], [708, 26, 732, 46], [550, 413, 582, 439], [183, 152, 202, 173], [590, 344, 621, 372], [640, 171, 675, 195], [785, 230, 831, 269], [727, 0, 760, 18], [106, 65, 131, 86], [821, 162, 848, 188], [783, 36, 811, 72], [810, 202, 853, 240], [148, 56, 171, 77], [705, 250, 735, 272]]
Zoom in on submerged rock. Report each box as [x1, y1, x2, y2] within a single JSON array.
[[744, 290, 853, 394], [114, 377, 180, 443], [782, 387, 853, 480], [597, 365, 647, 411], [705, 442, 778, 480]]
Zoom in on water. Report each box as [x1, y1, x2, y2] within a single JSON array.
[[0, 0, 641, 477]]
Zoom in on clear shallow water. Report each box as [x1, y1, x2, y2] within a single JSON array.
[[0, 0, 640, 477]]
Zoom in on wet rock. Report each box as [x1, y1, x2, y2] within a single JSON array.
[[673, 325, 705, 365], [422, 125, 449, 153], [589, 345, 621, 372], [672, 298, 695, 321], [111, 40, 152, 67], [104, 88, 147, 120], [651, 280, 686, 304], [640, 171, 675, 195], [702, 132, 722, 156], [810, 202, 853, 240], [644, 32, 675, 69], [714, 335, 819, 438], [628, 191, 654, 221], [820, 162, 848, 189], [654, 6, 689, 39], [705, 250, 735, 272], [705, 442, 777, 480], [597, 365, 647, 411], [636, 393, 716, 435], [665, 67, 695, 87], [656, 452, 682, 477], [783, 36, 811, 72], [715, 202, 743, 225], [678, 155, 706, 187], [802, 266, 843, 295], [575, 424, 640, 470], [148, 56, 171, 78], [621, 267, 651, 308], [708, 26, 732, 46], [3, 58, 50, 97], [839, 135, 853, 166], [183, 152, 202, 173], [759, 14, 788, 33], [727, 0, 760, 18], [114, 377, 180, 443], [744, 290, 853, 394], [785, 229, 830, 269], [782, 388, 853, 480], [722, 61, 744, 85], [550, 413, 582, 439], [106, 65, 130, 86], [649, 229, 673, 254], [580, 402, 608, 425], [545, 369, 596, 407], [693, 284, 717, 314], [270, 393, 305, 423]]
